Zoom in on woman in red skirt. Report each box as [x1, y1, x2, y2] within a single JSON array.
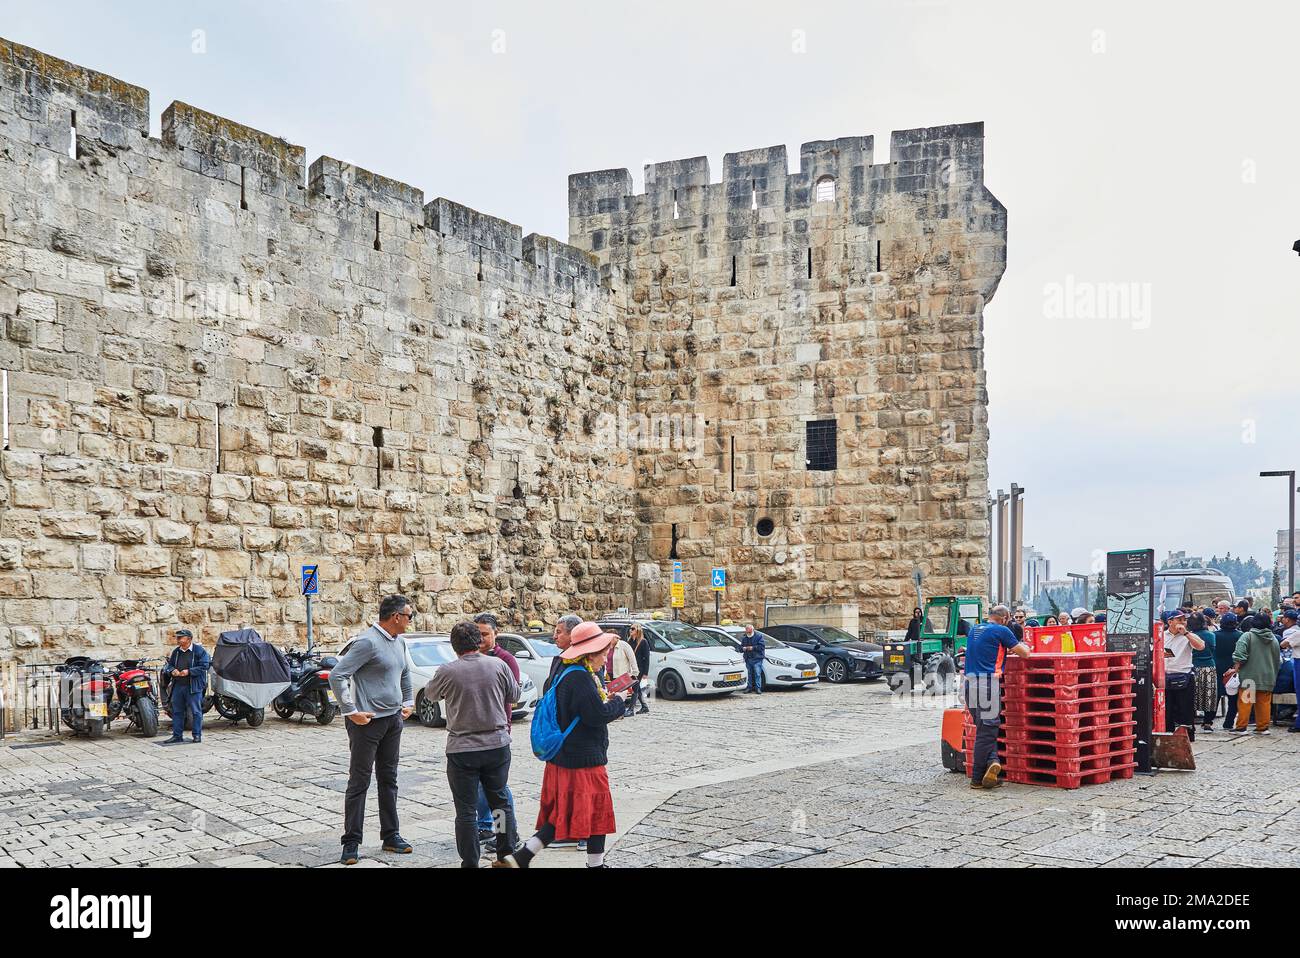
[[508, 623, 629, 868]]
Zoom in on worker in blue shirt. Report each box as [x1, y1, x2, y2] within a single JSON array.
[[962, 604, 1030, 790]]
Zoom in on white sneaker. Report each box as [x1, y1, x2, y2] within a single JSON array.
[[1255, 728, 1272, 735], [1228, 728, 1251, 736]]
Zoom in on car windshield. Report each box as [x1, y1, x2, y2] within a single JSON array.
[[526, 639, 561, 658], [650, 621, 729, 650], [407, 642, 456, 667], [805, 625, 860, 645]]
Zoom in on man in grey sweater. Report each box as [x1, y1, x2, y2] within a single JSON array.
[[329, 594, 416, 865], [424, 620, 520, 868]]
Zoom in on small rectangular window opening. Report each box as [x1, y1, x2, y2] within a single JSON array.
[[807, 248, 813, 280], [729, 256, 737, 287], [373, 211, 382, 251], [239, 166, 248, 210], [750, 180, 758, 211], [876, 240, 882, 273], [806, 419, 838, 472], [373, 426, 385, 487], [673, 189, 680, 220], [730, 435, 736, 492], [669, 523, 679, 560], [69, 110, 77, 159]]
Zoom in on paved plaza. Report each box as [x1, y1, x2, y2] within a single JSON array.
[[1, 681, 1296, 868]]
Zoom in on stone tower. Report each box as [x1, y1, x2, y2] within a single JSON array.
[[568, 129, 1006, 627]]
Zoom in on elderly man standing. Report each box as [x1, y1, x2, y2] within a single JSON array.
[[161, 628, 209, 745], [329, 594, 415, 866], [962, 604, 1031, 790], [545, 614, 583, 693], [740, 624, 766, 694]]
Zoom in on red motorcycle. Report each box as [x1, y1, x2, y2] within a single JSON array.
[[108, 659, 161, 737]]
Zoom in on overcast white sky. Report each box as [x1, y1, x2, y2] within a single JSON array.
[[6, 0, 1299, 582]]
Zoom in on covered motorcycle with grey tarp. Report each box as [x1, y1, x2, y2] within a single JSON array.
[[209, 629, 291, 727]]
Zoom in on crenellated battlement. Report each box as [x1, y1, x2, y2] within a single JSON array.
[[568, 125, 998, 266], [0, 38, 604, 296]]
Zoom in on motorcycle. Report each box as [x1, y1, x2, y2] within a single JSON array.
[[108, 659, 161, 737], [54, 656, 113, 738], [273, 648, 340, 724], [208, 628, 291, 727]]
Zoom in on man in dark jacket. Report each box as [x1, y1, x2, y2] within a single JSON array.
[[740, 625, 766, 694], [161, 628, 209, 745], [629, 625, 650, 715], [1213, 612, 1243, 730]]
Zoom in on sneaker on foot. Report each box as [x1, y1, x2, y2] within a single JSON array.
[[382, 835, 413, 853], [1255, 728, 1272, 736], [637, 706, 649, 714], [1228, 727, 1251, 735], [981, 762, 1003, 789], [340, 844, 359, 865]]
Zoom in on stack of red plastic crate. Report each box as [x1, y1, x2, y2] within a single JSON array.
[[999, 651, 1137, 788]]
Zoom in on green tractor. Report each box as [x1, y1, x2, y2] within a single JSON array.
[[882, 596, 983, 694]]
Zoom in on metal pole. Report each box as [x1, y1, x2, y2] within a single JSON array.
[[1260, 471, 1296, 598], [987, 496, 994, 603], [306, 594, 314, 653], [995, 490, 1008, 604], [715, 592, 720, 626], [1009, 484, 1024, 607]]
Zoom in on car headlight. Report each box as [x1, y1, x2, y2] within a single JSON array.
[[847, 651, 871, 659], [768, 657, 791, 668], [521, 677, 535, 691]]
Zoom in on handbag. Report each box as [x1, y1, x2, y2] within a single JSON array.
[[1224, 672, 1240, 695]]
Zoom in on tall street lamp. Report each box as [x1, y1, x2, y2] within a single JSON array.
[[1260, 470, 1296, 597]]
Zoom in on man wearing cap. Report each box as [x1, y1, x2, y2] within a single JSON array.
[[1214, 612, 1243, 729], [1071, 607, 1093, 625], [161, 628, 209, 745], [1280, 610, 1300, 734], [961, 605, 1030, 791], [1161, 609, 1205, 740]]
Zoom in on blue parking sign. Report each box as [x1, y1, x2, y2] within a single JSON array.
[[301, 564, 319, 596], [711, 568, 726, 591]]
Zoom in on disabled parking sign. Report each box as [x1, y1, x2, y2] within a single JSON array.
[[711, 568, 726, 591], [301, 564, 319, 596]]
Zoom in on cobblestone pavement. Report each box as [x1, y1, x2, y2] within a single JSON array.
[[2, 681, 1296, 868]]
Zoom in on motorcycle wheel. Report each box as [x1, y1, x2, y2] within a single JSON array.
[[213, 696, 239, 721], [316, 694, 337, 725], [201, 695, 214, 714], [246, 708, 265, 728], [87, 719, 105, 740], [273, 700, 296, 720], [137, 698, 159, 738]]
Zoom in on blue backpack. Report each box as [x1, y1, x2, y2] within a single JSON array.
[[530, 665, 587, 761]]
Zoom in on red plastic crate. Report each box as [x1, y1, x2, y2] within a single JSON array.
[[1004, 719, 1136, 747], [1002, 692, 1135, 717], [1002, 678, 1135, 701], [1002, 704, 1136, 731], [1005, 734, 1136, 760], [1153, 687, 1166, 732], [1003, 743, 1136, 774], [1005, 651, 1134, 676], [1005, 763, 1136, 790]]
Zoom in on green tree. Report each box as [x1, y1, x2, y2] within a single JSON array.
[[1272, 568, 1281, 609], [1092, 572, 1106, 609]]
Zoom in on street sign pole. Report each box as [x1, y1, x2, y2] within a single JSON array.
[[302, 564, 319, 652]]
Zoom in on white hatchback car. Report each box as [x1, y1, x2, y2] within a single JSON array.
[[495, 631, 564, 692], [404, 632, 538, 728], [698, 625, 820, 689], [598, 618, 747, 700]]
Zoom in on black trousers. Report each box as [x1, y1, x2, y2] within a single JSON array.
[[1165, 672, 1195, 741], [342, 713, 403, 846], [962, 673, 1002, 782], [446, 745, 516, 867]]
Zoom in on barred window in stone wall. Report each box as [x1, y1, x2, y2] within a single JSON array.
[[815, 175, 835, 203], [806, 419, 837, 471]]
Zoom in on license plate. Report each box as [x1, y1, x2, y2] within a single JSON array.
[[801, 670, 817, 678], [326, 691, 337, 703], [724, 673, 742, 682], [88, 702, 108, 718], [888, 655, 904, 665]]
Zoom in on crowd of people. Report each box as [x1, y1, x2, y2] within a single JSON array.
[[326, 595, 649, 869]]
